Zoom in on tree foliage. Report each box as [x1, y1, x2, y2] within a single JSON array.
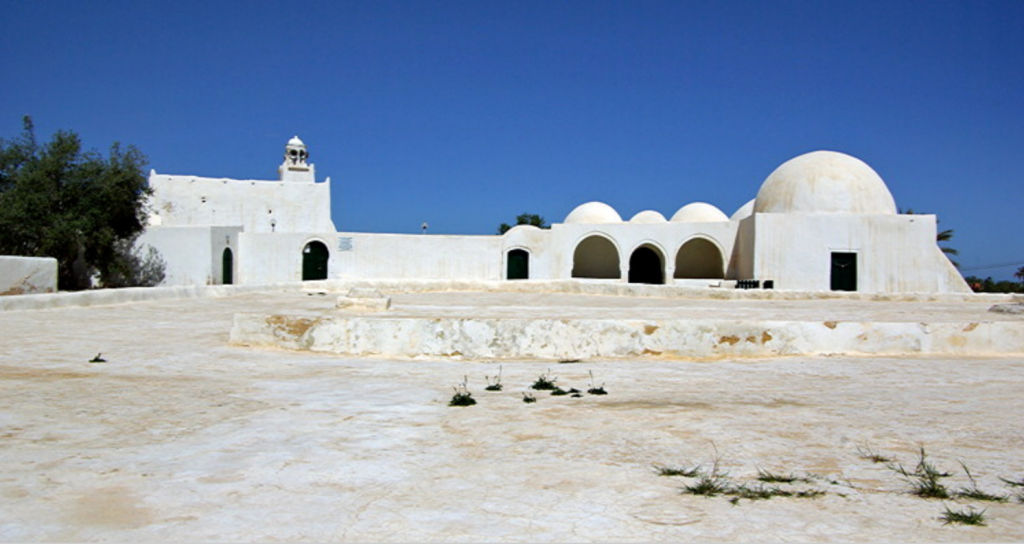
[[498, 213, 549, 234], [0, 117, 160, 290]]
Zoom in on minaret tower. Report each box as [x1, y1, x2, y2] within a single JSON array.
[[278, 136, 316, 182]]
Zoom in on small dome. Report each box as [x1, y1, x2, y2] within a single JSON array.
[[564, 202, 622, 224], [754, 151, 896, 215], [629, 210, 667, 224], [671, 202, 729, 223], [287, 135, 305, 147], [730, 199, 755, 221]]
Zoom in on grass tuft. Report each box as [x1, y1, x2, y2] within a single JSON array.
[[586, 370, 608, 395], [888, 447, 952, 499], [653, 464, 702, 478], [522, 392, 537, 404], [448, 376, 476, 407], [954, 462, 1008, 502], [530, 370, 558, 390], [940, 505, 987, 526], [484, 365, 503, 391], [856, 443, 895, 464], [756, 467, 811, 484]]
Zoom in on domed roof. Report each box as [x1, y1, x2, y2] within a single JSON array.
[[629, 210, 667, 224], [564, 201, 622, 224], [670, 202, 729, 223], [287, 135, 305, 147], [754, 151, 896, 215], [730, 199, 755, 221]]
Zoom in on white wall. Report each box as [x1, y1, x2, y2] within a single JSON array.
[[0, 256, 58, 295], [138, 227, 215, 286], [237, 232, 504, 284], [147, 173, 335, 234], [751, 213, 970, 294]]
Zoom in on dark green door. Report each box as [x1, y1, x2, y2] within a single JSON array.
[[302, 241, 329, 280], [830, 252, 857, 291], [507, 249, 529, 280], [222, 248, 233, 285]]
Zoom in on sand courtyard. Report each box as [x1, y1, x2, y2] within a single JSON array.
[[1, 286, 1023, 542]]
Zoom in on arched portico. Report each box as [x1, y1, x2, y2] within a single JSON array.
[[674, 236, 725, 279], [572, 234, 620, 279], [628, 244, 665, 284]]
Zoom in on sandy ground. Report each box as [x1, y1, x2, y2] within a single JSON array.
[[1, 290, 1023, 542]]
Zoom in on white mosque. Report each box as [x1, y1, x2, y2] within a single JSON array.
[[139, 137, 970, 294]]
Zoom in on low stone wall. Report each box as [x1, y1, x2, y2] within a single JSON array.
[[0, 256, 57, 296], [230, 313, 1024, 360], [0, 282, 306, 312]]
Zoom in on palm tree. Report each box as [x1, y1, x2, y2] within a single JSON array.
[[1015, 266, 1024, 285]]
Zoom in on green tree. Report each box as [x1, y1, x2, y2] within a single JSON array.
[[498, 213, 549, 234], [0, 117, 158, 290], [1015, 266, 1024, 285]]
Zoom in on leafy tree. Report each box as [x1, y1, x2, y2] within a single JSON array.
[[0, 117, 159, 290], [498, 213, 549, 234], [1015, 266, 1024, 285]]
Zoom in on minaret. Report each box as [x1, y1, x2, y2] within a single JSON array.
[[278, 136, 316, 182]]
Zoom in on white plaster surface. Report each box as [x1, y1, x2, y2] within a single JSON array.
[[1, 289, 1024, 541], [0, 256, 57, 295], [232, 289, 1024, 359]]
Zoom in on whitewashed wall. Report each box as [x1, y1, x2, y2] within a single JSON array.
[[0, 256, 58, 295], [751, 213, 970, 294], [147, 173, 335, 234]]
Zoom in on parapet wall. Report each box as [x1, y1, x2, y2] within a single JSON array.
[[0, 256, 57, 296]]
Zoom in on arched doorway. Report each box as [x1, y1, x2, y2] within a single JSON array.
[[674, 237, 725, 279], [507, 249, 529, 280], [572, 235, 620, 279], [302, 241, 329, 280], [222, 248, 233, 285], [628, 245, 664, 284]]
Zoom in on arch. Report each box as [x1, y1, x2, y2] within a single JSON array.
[[222, 247, 233, 285], [572, 234, 620, 279], [628, 244, 665, 284], [302, 240, 329, 281], [507, 248, 529, 280], [674, 237, 725, 279]]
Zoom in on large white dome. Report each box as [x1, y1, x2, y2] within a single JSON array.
[[670, 202, 729, 223], [629, 210, 667, 224], [564, 201, 622, 224], [754, 151, 897, 215]]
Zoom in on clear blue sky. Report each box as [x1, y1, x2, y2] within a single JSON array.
[[2, 1, 1022, 279]]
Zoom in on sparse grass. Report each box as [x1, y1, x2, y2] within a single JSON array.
[[856, 444, 895, 464], [756, 467, 812, 484], [940, 505, 987, 526], [550, 387, 569, 396], [448, 376, 476, 407], [522, 392, 537, 404], [88, 352, 106, 363], [530, 370, 558, 390], [653, 464, 702, 477], [889, 447, 952, 499], [587, 370, 607, 395], [484, 365, 503, 391], [682, 475, 729, 497], [558, 358, 581, 364], [955, 462, 1008, 502]]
